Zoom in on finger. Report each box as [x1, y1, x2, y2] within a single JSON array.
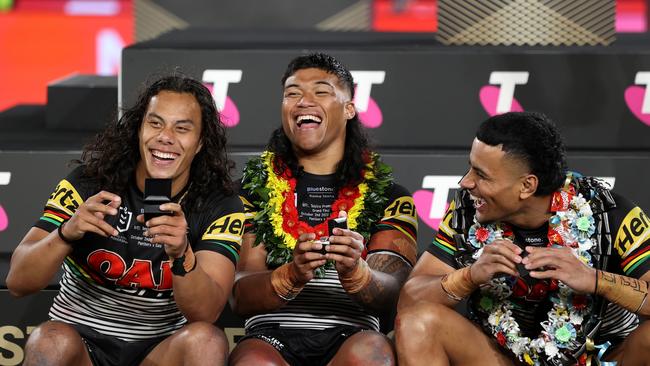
[[332, 227, 364, 241], [484, 244, 522, 263], [478, 254, 518, 273], [298, 232, 316, 242], [145, 224, 185, 240], [93, 191, 122, 205], [327, 235, 363, 250], [159, 202, 183, 215], [136, 214, 145, 223], [529, 269, 559, 280], [493, 239, 523, 255], [77, 219, 117, 238], [300, 251, 326, 262], [85, 200, 119, 216], [494, 264, 519, 278], [326, 252, 357, 267]]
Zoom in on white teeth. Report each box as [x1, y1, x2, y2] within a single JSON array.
[[297, 115, 322, 123], [152, 150, 177, 160], [469, 194, 485, 208]]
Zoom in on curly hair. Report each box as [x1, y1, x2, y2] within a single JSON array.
[[476, 111, 567, 196], [79, 75, 234, 212], [269, 53, 370, 187]]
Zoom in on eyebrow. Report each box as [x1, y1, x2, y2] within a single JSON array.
[[146, 112, 195, 125], [284, 80, 335, 89]]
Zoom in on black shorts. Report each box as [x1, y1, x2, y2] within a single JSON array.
[[74, 324, 168, 366], [241, 325, 364, 366]]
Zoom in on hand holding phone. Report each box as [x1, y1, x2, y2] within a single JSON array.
[[143, 178, 172, 222]]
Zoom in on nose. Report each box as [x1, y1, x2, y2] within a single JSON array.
[[157, 126, 175, 144], [459, 171, 473, 190], [297, 93, 316, 107]]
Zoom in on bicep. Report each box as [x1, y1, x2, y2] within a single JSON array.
[[236, 232, 269, 272]]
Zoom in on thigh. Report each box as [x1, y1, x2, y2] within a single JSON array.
[[229, 338, 289, 366], [603, 321, 650, 365], [328, 330, 394, 366], [397, 302, 515, 366]]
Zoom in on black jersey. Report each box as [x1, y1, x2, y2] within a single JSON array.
[[428, 187, 650, 349], [35, 166, 245, 341], [239, 171, 417, 332]]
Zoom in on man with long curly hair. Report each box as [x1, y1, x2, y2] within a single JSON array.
[[230, 53, 418, 366], [6, 75, 244, 366]]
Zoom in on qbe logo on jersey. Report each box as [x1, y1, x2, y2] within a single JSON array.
[[480, 71, 528, 116], [625, 72, 650, 127]]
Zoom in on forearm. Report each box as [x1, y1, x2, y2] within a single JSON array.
[[595, 270, 650, 317], [232, 264, 305, 317], [398, 266, 478, 311], [7, 230, 72, 296], [343, 254, 411, 314], [172, 264, 230, 322]]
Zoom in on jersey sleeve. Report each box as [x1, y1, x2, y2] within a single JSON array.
[[610, 193, 650, 279], [426, 199, 461, 269], [238, 181, 259, 234], [193, 194, 246, 266], [368, 183, 418, 265], [33, 165, 90, 233]]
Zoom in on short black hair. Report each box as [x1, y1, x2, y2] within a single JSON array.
[[281, 52, 355, 99], [476, 112, 567, 196]]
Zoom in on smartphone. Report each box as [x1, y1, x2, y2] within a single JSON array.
[[328, 217, 347, 236], [143, 178, 172, 222]]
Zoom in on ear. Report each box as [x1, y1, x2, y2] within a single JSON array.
[[196, 140, 203, 154], [344, 101, 356, 120], [520, 174, 538, 200]]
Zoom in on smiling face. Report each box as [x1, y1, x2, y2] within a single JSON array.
[[135, 90, 203, 195], [460, 138, 533, 224], [281, 68, 356, 160]]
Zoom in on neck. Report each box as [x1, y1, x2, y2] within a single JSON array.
[[504, 194, 553, 229], [295, 148, 344, 175]]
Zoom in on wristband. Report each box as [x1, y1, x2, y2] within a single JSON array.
[[57, 220, 77, 244], [271, 263, 304, 301], [339, 259, 372, 294], [171, 239, 196, 276], [440, 266, 478, 301]]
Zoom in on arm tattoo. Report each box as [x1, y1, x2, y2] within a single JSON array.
[[350, 253, 412, 313]]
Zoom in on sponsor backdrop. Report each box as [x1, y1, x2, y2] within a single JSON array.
[[2, 34, 650, 363]]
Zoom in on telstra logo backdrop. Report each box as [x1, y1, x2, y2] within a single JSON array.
[[202, 69, 242, 127], [625, 72, 650, 127], [0, 172, 10, 232], [480, 71, 528, 116], [351, 71, 385, 128]]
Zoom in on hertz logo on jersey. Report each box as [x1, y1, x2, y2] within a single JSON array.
[[47, 179, 83, 216], [615, 207, 650, 257], [203, 212, 246, 244]]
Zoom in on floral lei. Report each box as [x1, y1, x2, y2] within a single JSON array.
[[466, 177, 597, 366], [241, 151, 393, 272]]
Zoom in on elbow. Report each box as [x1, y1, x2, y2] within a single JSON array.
[[6, 277, 33, 298]]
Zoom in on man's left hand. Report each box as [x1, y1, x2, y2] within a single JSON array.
[[138, 202, 188, 259], [326, 226, 366, 276], [524, 246, 597, 294]]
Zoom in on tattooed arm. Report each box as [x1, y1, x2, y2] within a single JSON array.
[[595, 270, 650, 318], [327, 228, 416, 314]]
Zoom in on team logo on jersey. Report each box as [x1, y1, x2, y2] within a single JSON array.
[[480, 71, 528, 116], [203, 212, 246, 243], [116, 206, 132, 233], [202, 69, 242, 127], [624, 72, 650, 127], [47, 179, 83, 216], [615, 206, 650, 257]]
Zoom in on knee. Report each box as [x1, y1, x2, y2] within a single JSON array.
[[229, 340, 283, 366], [395, 302, 449, 342], [175, 322, 229, 355], [339, 331, 395, 366], [24, 321, 85, 365]]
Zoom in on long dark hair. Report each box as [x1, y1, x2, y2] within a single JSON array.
[[79, 75, 234, 211], [269, 53, 371, 187]]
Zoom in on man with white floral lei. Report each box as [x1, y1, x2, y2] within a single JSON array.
[[395, 111, 650, 366]]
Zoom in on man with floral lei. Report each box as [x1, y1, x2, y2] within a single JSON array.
[[396, 112, 650, 366], [230, 53, 418, 366]]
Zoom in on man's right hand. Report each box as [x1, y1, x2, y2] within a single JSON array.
[[291, 232, 327, 284], [470, 239, 522, 284], [62, 191, 121, 241]]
